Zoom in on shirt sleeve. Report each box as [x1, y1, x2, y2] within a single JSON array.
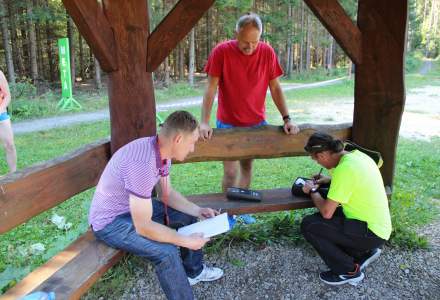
[[121, 160, 156, 199], [268, 46, 283, 80], [204, 45, 223, 77], [327, 164, 356, 204]]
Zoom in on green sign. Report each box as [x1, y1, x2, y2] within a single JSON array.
[[58, 38, 81, 110]]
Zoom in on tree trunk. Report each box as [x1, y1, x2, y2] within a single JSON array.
[[286, 3, 293, 77], [94, 57, 102, 90], [299, 2, 305, 73], [67, 14, 76, 85], [328, 35, 334, 70], [45, 1, 55, 82], [164, 57, 171, 87], [305, 12, 311, 71], [27, 1, 39, 83], [35, 0, 45, 81], [205, 8, 212, 61], [179, 42, 185, 81], [0, 0, 15, 84], [188, 28, 195, 86], [9, 2, 25, 78], [79, 34, 84, 79]]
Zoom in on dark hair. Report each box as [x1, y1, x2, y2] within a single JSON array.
[[161, 110, 198, 136], [304, 132, 344, 154]]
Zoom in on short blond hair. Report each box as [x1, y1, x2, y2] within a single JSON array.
[[161, 110, 198, 136]]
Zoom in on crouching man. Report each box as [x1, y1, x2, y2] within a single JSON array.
[[89, 111, 223, 299], [300, 132, 392, 286]]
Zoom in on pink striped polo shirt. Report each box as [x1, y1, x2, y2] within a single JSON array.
[[89, 136, 170, 231]]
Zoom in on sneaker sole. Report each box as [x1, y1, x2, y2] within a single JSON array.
[[188, 272, 224, 286], [319, 272, 365, 286], [360, 248, 382, 271]]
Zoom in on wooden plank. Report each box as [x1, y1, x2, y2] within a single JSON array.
[[182, 123, 352, 163], [353, 0, 407, 187], [0, 123, 350, 234], [63, 0, 118, 72], [303, 0, 362, 65], [146, 0, 215, 72], [29, 235, 123, 300], [103, 0, 157, 153], [1, 231, 123, 300], [189, 188, 314, 215], [0, 140, 110, 234]]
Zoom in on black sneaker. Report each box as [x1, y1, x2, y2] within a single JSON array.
[[356, 248, 382, 271], [319, 264, 364, 286]]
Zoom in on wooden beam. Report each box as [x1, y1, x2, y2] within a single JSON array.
[[182, 123, 352, 163], [1, 231, 122, 300], [63, 0, 118, 72], [189, 188, 314, 215], [102, 0, 157, 153], [303, 0, 362, 65], [0, 140, 110, 234], [353, 0, 407, 187], [146, 0, 215, 72], [0, 123, 350, 234]]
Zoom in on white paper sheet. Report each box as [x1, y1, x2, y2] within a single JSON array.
[[177, 213, 230, 238]]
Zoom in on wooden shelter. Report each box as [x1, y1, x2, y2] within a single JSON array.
[[0, 0, 407, 299]]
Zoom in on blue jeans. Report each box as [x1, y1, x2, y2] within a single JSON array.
[[93, 199, 203, 300]]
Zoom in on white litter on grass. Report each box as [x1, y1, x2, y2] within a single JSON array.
[[17, 245, 28, 257], [30, 243, 45, 255], [50, 213, 72, 230]]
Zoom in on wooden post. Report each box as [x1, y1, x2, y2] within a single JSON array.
[[353, 0, 408, 188], [103, 0, 156, 152]]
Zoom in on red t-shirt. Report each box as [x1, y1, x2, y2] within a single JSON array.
[[204, 40, 283, 126]]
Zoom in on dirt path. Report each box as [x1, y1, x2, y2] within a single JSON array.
[[12, 78, 346, 135]]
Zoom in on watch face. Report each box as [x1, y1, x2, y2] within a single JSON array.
[[311, 187, 318, 193]]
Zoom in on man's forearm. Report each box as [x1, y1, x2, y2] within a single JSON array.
[[201, 93, 215, 123], [270, 85, 289, 117], [138, 219, 188, 246], [167, 188, 200, 217]]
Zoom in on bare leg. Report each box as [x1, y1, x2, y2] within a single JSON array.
[[222, 161, 239, 192], [238, 159, 253, 189], [0, 119, 17, 173]]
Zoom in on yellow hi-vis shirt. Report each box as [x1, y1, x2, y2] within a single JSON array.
[[327, 150, 392, 240]]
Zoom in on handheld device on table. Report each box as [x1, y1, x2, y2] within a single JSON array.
[[226, 187, 262, 202]]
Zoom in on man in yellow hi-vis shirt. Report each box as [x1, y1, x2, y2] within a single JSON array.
[[300, 132, 392, 286]]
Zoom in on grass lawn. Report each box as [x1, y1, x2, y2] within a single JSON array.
[[1, 62, 440, 294]]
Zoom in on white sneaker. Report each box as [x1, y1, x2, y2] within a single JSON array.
[[187, 265, 224, 286]]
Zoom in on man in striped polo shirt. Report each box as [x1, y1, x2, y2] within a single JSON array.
[[89, 111, 223, 300]]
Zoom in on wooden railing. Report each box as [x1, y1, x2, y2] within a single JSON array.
[[0, 123, 351, 234]]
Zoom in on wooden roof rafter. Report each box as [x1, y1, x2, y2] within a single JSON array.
[[63, 0, 118, 72], [304, 0, 362, 65], [146, 0, 216, 72]]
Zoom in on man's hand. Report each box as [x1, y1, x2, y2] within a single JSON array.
[[198, 207, 219, 219], [283, 121, 300, 135], [182, 233, 210, 250], [199, 122, 213, 140]]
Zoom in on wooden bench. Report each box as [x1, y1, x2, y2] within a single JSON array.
[[0, 124, 350, 299]]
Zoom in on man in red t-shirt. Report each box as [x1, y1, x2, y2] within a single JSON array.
[[200, 13, 299, 192]]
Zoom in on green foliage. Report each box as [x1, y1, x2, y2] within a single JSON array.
[[1, 73, 440, 294], [284, 67, 347, 82], [405, 51, 425, 73]]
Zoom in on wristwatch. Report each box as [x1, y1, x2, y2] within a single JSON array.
[[282, 114, 291, 123]]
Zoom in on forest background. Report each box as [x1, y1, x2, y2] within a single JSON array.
[[0, 0, 439, 111]]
